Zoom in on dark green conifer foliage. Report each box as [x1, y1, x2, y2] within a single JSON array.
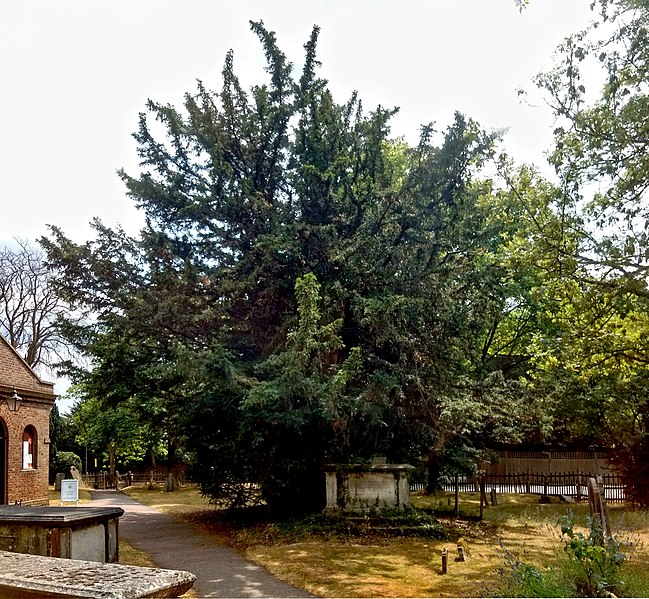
[[43, 22, 532, 511]]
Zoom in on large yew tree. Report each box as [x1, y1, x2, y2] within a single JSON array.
[[43, 22, 544, 512]]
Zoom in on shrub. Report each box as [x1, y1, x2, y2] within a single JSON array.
[[276, 508, 447, 541], [50, 451, 82, 480]]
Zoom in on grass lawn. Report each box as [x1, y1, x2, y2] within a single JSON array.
[[48, 485, 93, 505], [121, 485, 649, 597]]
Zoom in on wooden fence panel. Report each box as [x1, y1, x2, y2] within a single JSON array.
[[483, 452, 613, 476]]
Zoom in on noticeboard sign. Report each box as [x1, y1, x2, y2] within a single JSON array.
[[60, 479, 79, 505]]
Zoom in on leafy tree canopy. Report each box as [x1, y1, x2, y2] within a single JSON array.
[[506, 0, 649, 504]]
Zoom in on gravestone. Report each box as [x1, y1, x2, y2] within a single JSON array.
[[587, 476, 611, 537], [54, 473, 65, 492], [70, 466, 84, 488]]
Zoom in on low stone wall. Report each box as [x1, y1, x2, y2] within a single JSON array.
[[324, 464, 414, 513]]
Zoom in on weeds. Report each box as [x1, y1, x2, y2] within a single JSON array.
[[495, 513, 648, 597], [496, 550, 572, 597], [559, 515, 624, 597]]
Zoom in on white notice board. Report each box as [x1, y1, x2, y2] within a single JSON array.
[[60, 479, 79, 506]]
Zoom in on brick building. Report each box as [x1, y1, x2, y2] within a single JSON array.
[[0, 336, 55, 505]]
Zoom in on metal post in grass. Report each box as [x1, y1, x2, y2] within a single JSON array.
[[441, 549, 448, 574]]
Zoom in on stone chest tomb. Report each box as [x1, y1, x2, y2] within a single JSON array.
[[324, 463, 414, 513], [0, 505, 123, 562]]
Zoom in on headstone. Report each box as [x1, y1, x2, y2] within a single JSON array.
[[165, 472, 178, 492], [587, 476, 611, 537], [70, 466, 84, 488], [0, 506, 123, 562], [54, 473, 65, 492]]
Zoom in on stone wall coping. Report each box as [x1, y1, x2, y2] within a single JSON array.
[[0, 506, 124, 527], [323, 463, 415, 473], [0, 550, 195, 598]]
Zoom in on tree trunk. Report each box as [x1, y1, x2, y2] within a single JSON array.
[[109, 444, 117, 488], [426, 454, 442, 494], [165, 438, 179, 492]]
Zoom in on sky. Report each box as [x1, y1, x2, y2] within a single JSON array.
[[0, 0, 595, 401]]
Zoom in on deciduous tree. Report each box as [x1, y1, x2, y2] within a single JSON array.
[[518, 0, 649, 503], [0, 239, 76, 375]]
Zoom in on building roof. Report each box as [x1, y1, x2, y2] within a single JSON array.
[[0, 336, 55, 402]]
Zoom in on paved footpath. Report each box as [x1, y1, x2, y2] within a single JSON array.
[[90, 490, 314, 598]]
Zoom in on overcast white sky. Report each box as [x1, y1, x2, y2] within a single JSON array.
[[1, 0, 594, 400], [1, 0, 594, 245]]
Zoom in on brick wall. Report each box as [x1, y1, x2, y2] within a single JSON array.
[[0, 337, 55, 506]]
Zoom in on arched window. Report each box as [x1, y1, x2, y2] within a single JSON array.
[[22, 426, 37, 470]]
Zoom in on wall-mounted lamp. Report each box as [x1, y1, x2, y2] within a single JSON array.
[[6, 389, 22, 412]]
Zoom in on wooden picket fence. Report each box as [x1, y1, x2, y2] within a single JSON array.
[[411, 471, 626, 502], [82, 471, 170, 490]]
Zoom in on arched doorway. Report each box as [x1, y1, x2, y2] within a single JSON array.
[[0, 419, 7, 504]]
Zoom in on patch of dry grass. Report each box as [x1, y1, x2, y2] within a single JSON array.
[[119, 539, 158, 568], [123, 484, 211, 515], [250, 537, 502, 598]]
